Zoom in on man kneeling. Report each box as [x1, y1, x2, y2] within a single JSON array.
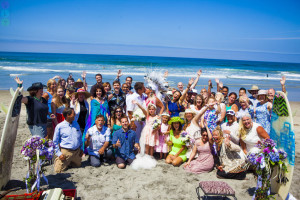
[[112, 116, 140, 169], [53, 108, 83, 173], [85, 114, 112, 167]]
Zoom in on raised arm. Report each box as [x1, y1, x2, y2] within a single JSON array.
[[14, 77, 28, 104], [191, 106, 208, 126], [81, 71, 88, 91], [155, 96, 165, 115], [207, 80, 212, 96], [114, 69, 122, 82], [280, 76, 287, 93], [179, 78, 194, 104], [132, 100, 148, 117], [190, 70, 202, 90], [215, 78, 221, 92]]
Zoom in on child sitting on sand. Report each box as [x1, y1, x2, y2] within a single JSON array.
[[156, 112, 170, 159], [132, 100, 160, 156]]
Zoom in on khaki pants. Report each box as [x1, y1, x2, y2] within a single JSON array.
[[54, 148, 81, 173]]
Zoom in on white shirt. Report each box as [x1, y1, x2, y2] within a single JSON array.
[[221, 121, 239, 145], [86, 125, 110, 157], [126, 92, 147, 113]]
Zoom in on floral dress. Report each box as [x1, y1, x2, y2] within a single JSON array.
[[255, 102, 271, 134], [203, 109, 218, 133]]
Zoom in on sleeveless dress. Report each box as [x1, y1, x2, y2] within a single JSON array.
[[52, 104, 67, 128], [243, 122, 263, 153], [184, 141, 214, 174], [156, 123, 169, 153], [140, 116, 159, 147], [169, 130, 187, 162], [185, 123, 201, 159], [168, 101, 184, 118], [45, 91, 53, 119], [255, 102, 271, 134], [203, 109, 218, 133]]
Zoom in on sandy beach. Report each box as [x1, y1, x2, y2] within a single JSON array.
[[0, 90, 299, 200]]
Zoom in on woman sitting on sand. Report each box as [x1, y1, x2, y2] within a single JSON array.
[[184, 126, 214, 174], [166, 79, 194, 118], [239, 114, 270, 155], [183, 107, 208, 159], [165, 117, 187, 167], [42, 78, 57, 139], [215, 126, 247, 180], [51, 86, 69, 128], [15, 77, 51, 138], [254, 90, 272, 134]]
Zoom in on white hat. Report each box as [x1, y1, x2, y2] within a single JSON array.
[[185, 109, 196, 115], [192, 89, 198, 94], [161, 112, 170, 117], [257, 90, 268, 96], [167, 91, 173, 96]]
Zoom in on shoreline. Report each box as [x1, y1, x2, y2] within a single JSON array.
[[0, 90, 299, 199]]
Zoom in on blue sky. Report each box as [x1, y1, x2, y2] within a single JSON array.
[[0, 0, 300, 62]]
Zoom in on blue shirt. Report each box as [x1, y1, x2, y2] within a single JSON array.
[[53, 120, 82, 157], [112, 128, 139, 160], [86, 125, 110, 157]]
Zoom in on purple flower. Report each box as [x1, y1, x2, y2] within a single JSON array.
[[278, 149, 287, 160], [263, 139, 276, 148], [256, 156, 263, 164], [270, 152, 280, 162], [263, 147, 270, 154]]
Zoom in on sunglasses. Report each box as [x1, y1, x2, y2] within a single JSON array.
[[125, 132, 128, 140], [202, 134, 208, 137], [115, 110, 122, 113]]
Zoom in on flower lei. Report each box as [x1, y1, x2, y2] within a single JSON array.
[[247, 139, 288, 199], [21, 136, 55, 192]]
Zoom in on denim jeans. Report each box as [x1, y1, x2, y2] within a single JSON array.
[[28, 123, 47, 138], [89, 149, 113, 167]]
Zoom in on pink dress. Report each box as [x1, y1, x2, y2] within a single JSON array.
[[156, 123, 169, 153], [184, 141, 214, 174], [141, 116, 159, 147]]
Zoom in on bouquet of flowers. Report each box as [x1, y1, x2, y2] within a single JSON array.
[[152, 119, 161, 130], [21, 136, 55, 193], [180, 131, 191, 145], [247, 139, 288, 200], [132, 108, 146, 122]]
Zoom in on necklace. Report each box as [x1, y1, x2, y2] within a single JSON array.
[[34, 96, 42, 102]]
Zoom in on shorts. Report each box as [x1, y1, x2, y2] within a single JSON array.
[[28, 123, 47, 138]]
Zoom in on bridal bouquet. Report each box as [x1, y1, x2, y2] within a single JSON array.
[[247, 139, 288, 200], [152, 119, 161, 129], [180, 131, 191, 145], [132, 108, 146, 122], [21, 136, 55, 192]]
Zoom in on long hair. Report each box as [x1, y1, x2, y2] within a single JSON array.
[[212, 126, 223, 149], [53, 86, 68, 107], [238, 113, 252, 140], [193, 94, 204, 108], [111, 106, 125, 127], [47, 79, 57, 92]]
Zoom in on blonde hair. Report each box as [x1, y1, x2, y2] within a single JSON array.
[[212, 126, 223, 149], [47, 79, 57, 92], [239, 95, 249, 103], [238, 113, 252, 140], [215, 92, 224, 102]]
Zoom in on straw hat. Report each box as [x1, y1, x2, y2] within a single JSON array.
[[168, 117, 184, 125], [248, 85, 259, 93], [75, 88, 91, 99], [74, 78, 84, 88]]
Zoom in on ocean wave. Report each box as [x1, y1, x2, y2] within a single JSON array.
[[2, 66, 300, 81]]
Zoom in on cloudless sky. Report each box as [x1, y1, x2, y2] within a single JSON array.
[[0, 0, 300, 62]]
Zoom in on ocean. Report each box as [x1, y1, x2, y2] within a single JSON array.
[[1, 51, 300, 101]]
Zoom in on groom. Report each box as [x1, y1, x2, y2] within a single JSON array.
[[112, 116, 140, 169]]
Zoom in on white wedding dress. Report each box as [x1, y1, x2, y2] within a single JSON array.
[[131, 130, 157, 170]]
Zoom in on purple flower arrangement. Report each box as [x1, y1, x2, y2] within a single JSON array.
[[21, 136, 55, 161], [180, 131, 190, 144], [247, 139, 288, 199], [21, 136, 55, 192]]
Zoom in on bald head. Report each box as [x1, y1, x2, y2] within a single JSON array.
[[177, 82, 184, 92]]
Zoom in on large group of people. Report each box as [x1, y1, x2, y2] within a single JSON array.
[[15, 69, 287, 180]]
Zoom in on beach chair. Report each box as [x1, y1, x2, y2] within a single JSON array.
[[196, 181, 237, 200]]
